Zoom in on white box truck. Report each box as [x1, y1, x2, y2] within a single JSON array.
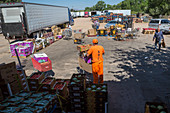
[[0, 2, 74, 38]]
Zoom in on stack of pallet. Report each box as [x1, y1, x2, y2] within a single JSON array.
[[86, 84, 108, 113], [0, 62, 28, 101], [0, 91, 59, 113], [68, 74, 86, 113]]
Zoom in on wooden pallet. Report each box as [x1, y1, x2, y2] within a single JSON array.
[[143, 30, 155, 34], [12, 55, 28, 59]]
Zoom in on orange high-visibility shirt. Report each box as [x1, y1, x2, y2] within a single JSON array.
[[88, 45, 105, 63]]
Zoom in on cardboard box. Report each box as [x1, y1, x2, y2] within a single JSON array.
[[58, 32, 62, 36], [77, 44, 92, 52], [74, 33, 85, 39], [0, 62, 18, 84], [51, 25, 56, 31], [78, 56, 92, 73], [88, 29, 97, 36]]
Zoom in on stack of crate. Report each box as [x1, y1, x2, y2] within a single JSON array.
[[86, 84, 108, 113], [27, 72, 70, 100], [0, 91, 59, 113], [16, 68, 28, 91], [68, 74, 86, 113], [0, 62, 26, 100]]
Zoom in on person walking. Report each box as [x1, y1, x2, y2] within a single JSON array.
[[94, 20, 100, 30], [153, 28, 164, 51], [87, 39, 105, 84]]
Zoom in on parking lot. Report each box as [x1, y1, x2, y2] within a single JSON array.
[[0, 18, 170, 112]]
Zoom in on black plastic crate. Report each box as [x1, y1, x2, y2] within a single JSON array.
[[69, 90, 85, 98], [71, 107, 86, 113], [86, 83, 108, 101], [71, 102, 86, 108], [70, 97, 85, 103], [68, 73, 86, 90], [69, 85, 84, 92]]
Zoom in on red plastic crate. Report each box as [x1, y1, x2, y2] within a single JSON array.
[[31, 58, 52, 72]]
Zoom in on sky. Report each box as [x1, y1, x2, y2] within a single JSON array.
[[22, 0, 124, 10]]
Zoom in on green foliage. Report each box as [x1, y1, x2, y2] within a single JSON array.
[[85, 0, 106, 11], [148, 0, 170, 17], [84, 0, 169, 17]]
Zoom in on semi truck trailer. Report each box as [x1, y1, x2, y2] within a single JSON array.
[[0, 2, 74, 38]]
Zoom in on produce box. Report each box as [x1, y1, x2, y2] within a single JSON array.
[[0, 62, 18, 84], [86, 84, 108, 100], [74, 33, 85, 39], [88, 29, 97, 37], [35, 44, 43, 51], [71, 107, 86, 113], [69, 90, 85, 98], [35, 99, 52, 112], [77, 44, 92, 52], [27, 72, 45, 91], [145, 102, 168, 113], [40, 77, 56, 91], [51, 82, 68, 98], [78, 56, 92, 73], [33, 53, 48, 63], [68, 74, 86, 92]]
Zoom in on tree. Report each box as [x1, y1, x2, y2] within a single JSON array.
[[94, 1, 106, 11], [148, 0, 170, 17], [105, 4, 113, 10], [85, 7, 91, 12]]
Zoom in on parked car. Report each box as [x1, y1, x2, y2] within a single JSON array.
[[104, 20, 117, 29], [149, 19, 170, 33]]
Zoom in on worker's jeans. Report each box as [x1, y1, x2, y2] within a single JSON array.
[[92, 61, 103, 84], [96, 26, 99, 30], [155, 40, 161, 50]]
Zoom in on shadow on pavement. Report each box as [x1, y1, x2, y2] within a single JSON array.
[[105, 44, 170, 113]]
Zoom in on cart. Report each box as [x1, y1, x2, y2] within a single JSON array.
[[73, 29, 85, 44], [31, 57, 52, 72], [74, 33, 85, 44], [62, 29, 72, 40]]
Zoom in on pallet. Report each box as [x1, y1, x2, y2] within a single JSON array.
[[143, 30, 155, 34], [87, 35, 97, 37], [12, 55, 28, 59]]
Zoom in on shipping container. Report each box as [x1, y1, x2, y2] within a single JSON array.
[[0, 2, 73, 38]]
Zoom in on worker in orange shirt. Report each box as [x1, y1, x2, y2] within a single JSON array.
[[87, 39, 105, 84]]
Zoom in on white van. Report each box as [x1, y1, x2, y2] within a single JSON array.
[[149, 19, 170, 33]]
